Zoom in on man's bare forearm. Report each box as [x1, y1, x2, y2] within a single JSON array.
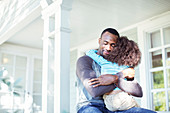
[[76, 56, 116, 97]]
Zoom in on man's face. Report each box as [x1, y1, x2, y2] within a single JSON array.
[[97, 31, 118, 58]]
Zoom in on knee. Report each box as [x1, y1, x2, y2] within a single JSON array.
[[78, 106, 103, 113]]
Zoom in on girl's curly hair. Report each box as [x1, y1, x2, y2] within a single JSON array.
[[106, 36, 141, 67]]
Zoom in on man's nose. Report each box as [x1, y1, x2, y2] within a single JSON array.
[[106, 45, 111, 51]]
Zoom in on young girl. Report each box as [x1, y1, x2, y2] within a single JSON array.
[[86, 36, 141, 111]]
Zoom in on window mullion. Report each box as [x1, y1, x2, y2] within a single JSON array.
[[161, 28, 169, 111], [148, 33, 154, 109]]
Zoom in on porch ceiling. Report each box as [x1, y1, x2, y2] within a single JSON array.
[[6, 0, 170, 49]]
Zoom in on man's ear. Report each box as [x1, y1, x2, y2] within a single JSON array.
[[98, 38, 101, 44]]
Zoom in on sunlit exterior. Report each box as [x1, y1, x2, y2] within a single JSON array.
[[0, 0, 170, 113]]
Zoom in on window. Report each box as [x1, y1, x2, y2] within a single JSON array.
[[148, 27, 170, 111], [0, 53, 27, 112], [0, 45, 42, 112], [1, 53, 27, 89]]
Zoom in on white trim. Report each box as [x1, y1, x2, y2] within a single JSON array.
[[150, 67, 164, 72], [41, 38, 48, 113], [137, 29, 151, 109]]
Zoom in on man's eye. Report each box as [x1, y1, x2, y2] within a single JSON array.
[[104, 42, 108, 45], [111, 43, 116, 47]]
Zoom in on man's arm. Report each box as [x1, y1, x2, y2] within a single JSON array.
[[88, 71, 143, 97], [76, 55, 117, 97]]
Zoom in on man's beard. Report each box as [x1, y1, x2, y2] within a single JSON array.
[[103, 54, 110, 60], [101, 50, 116, 62], [100, 52, 110, 60], [99, 49, 111, 60]]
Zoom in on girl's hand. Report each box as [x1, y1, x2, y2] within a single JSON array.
[[121, 68, 135, 79]]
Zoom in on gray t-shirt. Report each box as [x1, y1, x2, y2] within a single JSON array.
[[76, 60, 104, 111]]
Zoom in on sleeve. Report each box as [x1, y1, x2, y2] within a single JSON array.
[[117, 72, 143, 97], [86, 49, 109, 65], [76, 55, 116, 97]]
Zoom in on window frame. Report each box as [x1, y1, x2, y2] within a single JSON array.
[[138, 12, 170, 113], [148, 28, 170, 111]]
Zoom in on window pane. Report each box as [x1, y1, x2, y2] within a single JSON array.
[[167, 69, 170, 88], [33, 95, 42, 113], [151, 50, 162, 68], [15, 68, 26, 89], [34, 59, 42, 70], [34, 71, 42, 81], [1, 53, 14, 65], [150, 31, 161, 48], [16, 56, 27, 68], [152, 71, 164, 89], [4, 66, 13, 77], [33, 82, 42, 94], [166, 48, 170, 66], [47, 95, 54, 113], [164, 27, 170, 45], [33, 58, 42, 112], [33, 95, 42, 106], [153, 92, 166, 111]]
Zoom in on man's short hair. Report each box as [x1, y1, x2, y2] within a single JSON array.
[[101, 28, 120, 38]]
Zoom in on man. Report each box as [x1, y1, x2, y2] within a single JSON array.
[[76, 28, 156, 113]]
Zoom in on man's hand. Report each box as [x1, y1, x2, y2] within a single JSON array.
[[121, 68, 135, 79], [88, 74, 118, 87]]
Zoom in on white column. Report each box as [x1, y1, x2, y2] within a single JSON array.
[[41, 0, 72, 113], [41, 15, 49, 113]]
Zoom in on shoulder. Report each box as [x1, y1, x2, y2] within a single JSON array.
[[77, 55, 93, 62], [77, 55, 95, 67], [76, 55, 95, 71]]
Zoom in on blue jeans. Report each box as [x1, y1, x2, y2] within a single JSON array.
[[77, 102, 157, 113]]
